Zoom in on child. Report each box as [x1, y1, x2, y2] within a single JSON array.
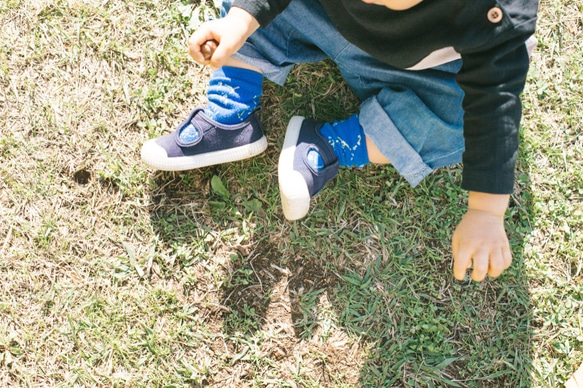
[[141, 0, 539, 282]]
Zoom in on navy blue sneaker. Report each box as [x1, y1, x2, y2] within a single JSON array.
[[141, 106, 267, 171], [278, 116, 339, 220]]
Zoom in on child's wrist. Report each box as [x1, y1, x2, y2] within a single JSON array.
[[467, 191, 510, 218], [228, 6, 260, 38]]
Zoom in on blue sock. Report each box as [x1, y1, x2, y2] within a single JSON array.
[[204, 66, 263, 124], [318, 114, 369, 168]]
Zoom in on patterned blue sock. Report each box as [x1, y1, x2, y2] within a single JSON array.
[[204, 66, 263, 124], [318, 114, 369, 168]]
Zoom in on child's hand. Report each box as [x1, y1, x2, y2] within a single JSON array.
[[451, 192, 512, 281], [188, 7, 259, 69]]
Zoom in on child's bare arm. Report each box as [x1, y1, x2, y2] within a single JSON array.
[[451, 192, 512, 281], [188, 6, 260, 69]]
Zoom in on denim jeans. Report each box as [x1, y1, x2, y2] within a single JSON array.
[[221, 0, 465, 186]]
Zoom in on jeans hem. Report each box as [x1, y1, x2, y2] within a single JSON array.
[[360, 96, 434, 187]]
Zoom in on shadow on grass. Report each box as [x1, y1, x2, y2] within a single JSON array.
[[146, 165, 536, 387], [145, 63, 536, 387]]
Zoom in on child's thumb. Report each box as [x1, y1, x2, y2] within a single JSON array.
[[207, 42, 234, 70]]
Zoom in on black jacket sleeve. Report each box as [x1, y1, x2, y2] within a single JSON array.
[[233, 0, 291, 27], [457, 31, 533, 194]]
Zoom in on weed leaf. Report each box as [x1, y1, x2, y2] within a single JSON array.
[[243, 198, 262, 212], [211, 175, 230, 199]]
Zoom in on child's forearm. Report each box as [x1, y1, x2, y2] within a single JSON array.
[[467, 191, 510, 217]]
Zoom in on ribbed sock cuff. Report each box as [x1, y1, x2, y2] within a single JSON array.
[[204, 66, 263, 125]]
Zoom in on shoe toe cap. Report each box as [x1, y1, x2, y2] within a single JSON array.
[[141, 138, 169, 167]]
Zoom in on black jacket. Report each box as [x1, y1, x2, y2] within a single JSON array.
[[233, 0, 539, 193]]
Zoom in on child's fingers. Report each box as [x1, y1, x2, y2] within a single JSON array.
[[188, 28, 217, 64], [470, 251, 489, 281], [207, 37, 244, 69], [452, 240, 472, 280], [207, 44, 231, 69], [502, 244, 513, 270], [188, 38, 210, 64], [487, 249, 505, 278]]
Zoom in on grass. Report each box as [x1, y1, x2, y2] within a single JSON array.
[[0, 0, 581, 386]]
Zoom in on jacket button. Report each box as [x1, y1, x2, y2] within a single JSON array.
[[487, 7, 503, 23]]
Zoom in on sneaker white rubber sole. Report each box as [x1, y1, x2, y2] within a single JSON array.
[[141, 136, 268, 171], [278, 116, 311, 221]]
